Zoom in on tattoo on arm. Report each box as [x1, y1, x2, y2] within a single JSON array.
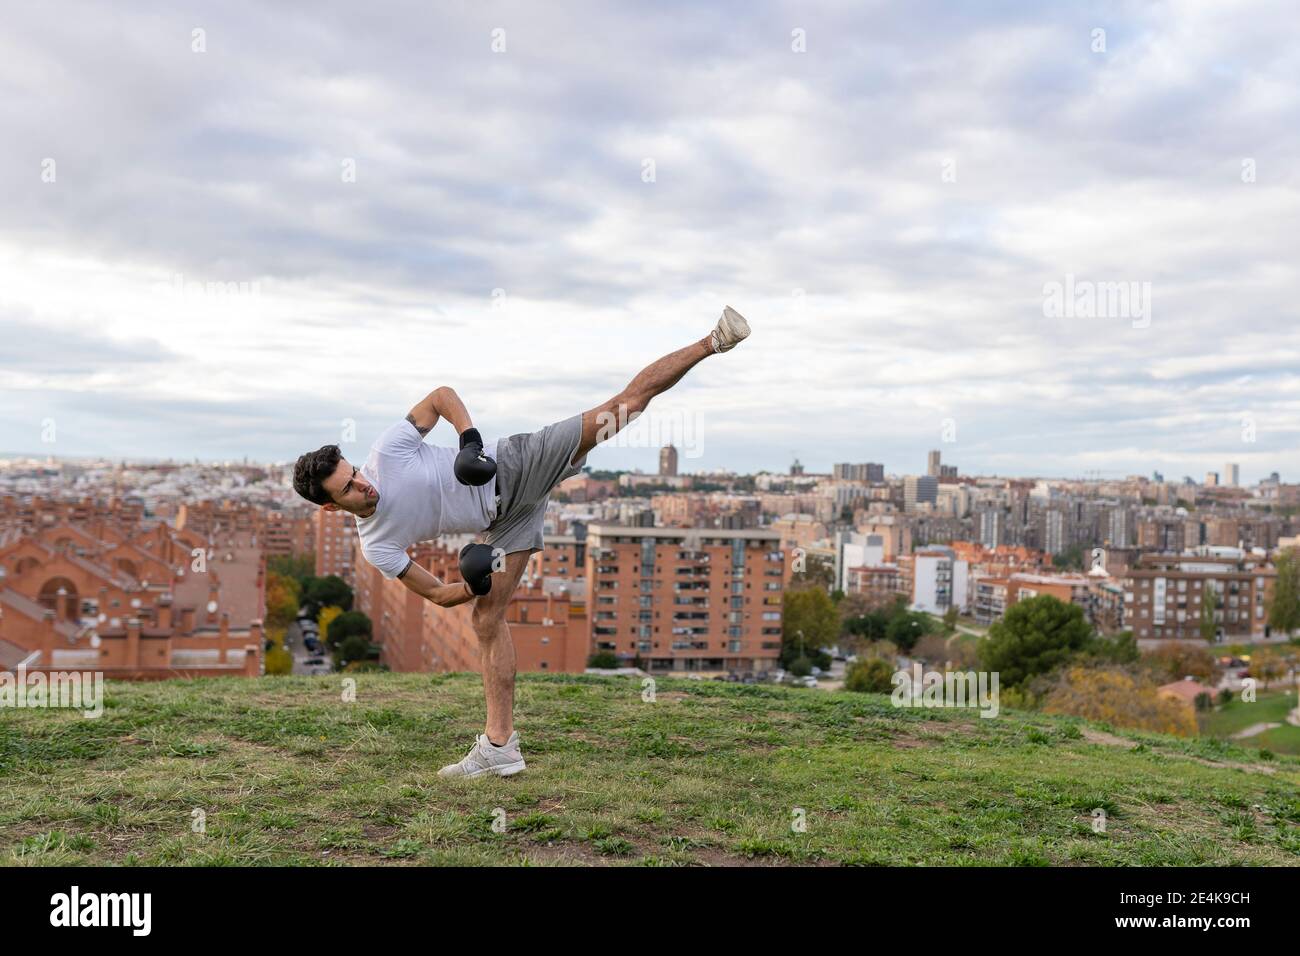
[[405, 412, 432, 437]]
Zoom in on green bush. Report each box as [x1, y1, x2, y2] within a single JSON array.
[[587, 651, 619, 668], [336, 635, 372, 670], [264, 645, 293, 676], [845, 657, 895, 694]]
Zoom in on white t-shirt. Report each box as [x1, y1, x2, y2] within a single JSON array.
[[354, 419, 499, 579]]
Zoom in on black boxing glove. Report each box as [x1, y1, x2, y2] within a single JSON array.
[[454, 427, 497, 486], [459, 543, 496, 596]]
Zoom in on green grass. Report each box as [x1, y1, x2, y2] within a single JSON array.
[[1, 673, 1297, 866], [1200, 689, 1300, 756]]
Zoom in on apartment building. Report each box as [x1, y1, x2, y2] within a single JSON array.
[[833, 462, 884, 482], [904, 475, 938, 512], [845, 564, 907, 607], [970, 571, 1094, 626], [314, 508, 357, 583], [1123, 551, 1275, 642], [354, 541, 590, 673], [909, 547, 969, 614], [261, 510, 315, 559], [586, 525, 785, 673]]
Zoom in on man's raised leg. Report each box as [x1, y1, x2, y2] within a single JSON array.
[[574, 306, 750, 459]]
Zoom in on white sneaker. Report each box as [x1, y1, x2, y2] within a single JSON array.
[[437, 731, 526, 779], [710, 305, 751, 353]]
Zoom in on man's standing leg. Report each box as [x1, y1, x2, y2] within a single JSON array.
[[437, 548, 532, 778], [471, 550, 532, 745], [575, 306, 751, 460]]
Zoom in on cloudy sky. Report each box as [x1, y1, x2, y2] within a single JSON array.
[[1, 0, 1297, 482]]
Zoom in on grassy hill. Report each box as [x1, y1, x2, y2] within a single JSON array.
[[1201, 689, 1300, 756], [2, 673, 1298, 866]]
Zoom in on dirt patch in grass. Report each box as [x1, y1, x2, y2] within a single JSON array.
[[516, 839, 612, 866], [1081, 728, 1137, 748]]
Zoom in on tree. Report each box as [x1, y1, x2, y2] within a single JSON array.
[[942, 605, 959, 635], [1141, 643, 1217, 684], [264, 572, 300, 630], [588, 651, 619, 668], [1040, 665, 1197, 736], [305, 575, 353, 615], [336, 635, 372, 671], [264, 644, 293, 676], [317, 605, 343, 644], [326, 610, 371, 651], [845, 657, 895, 693], [1083, 630, 1139, 665], [1199, 585, 1221, 644], [1268, 549, 1300, 636], [1250, 645, 1285, 689], [782, 587, 839, 666], [1051, 545, 1084, 572], [266, 553, 315, 585], [977, 595, 1094, 688], [885, 611, 933, 653]]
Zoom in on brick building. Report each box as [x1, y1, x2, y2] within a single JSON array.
[[586, 525, 786, 673]]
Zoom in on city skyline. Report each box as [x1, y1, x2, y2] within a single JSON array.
[[0, 445, 1276, 489]]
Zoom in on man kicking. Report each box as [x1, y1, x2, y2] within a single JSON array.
[[291, 306, 751, 778]]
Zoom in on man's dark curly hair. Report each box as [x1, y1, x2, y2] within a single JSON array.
[[293, 445, 343, 506]]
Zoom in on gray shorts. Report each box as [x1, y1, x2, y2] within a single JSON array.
[[484, 413, 587, 555]]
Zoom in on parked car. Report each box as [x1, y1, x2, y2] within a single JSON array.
[[798, 676, 819, 688], [306, 657, 325, 666]]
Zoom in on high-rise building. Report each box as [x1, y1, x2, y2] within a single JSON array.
[[979, 508, 1004, 549], [927, 450, 942, 477], [314, 508, 357, 584], [1204, 472, 1219, 487], [832, 462, 884, 482], [586, 525, 786, 673], [904, 475, 938, 512], [1042, 509, 1066, 556], [659, 444, 679, 477], [1106, 507, 1131, 548], [1224, 463, 1240, 487]]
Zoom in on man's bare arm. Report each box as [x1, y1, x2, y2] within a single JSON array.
[[406, 386, 474, 437], [397, 558, 475, 607]]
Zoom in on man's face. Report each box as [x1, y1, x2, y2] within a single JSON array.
[[319, 457, 380, 515]]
